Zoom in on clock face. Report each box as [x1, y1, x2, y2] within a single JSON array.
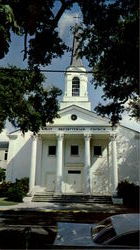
[[71, 114, 77, 121]]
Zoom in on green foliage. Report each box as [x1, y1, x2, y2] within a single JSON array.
[[0, 167, 6, 182], [78, 0, 139, 124], [0, 66, 62, 133], [6, 177, 29, 202], [0, 0, 69, 65], [0, 3, 19, 59], [117, 180, 139, 208], [0, 177, 29, 201], [0, 181, 11, 197], [0, 0, 139, 125], [127, 97, 140, 122]]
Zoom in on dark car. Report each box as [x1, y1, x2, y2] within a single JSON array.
[[91, 214, 140, 248], [91, 213, 139, 248]]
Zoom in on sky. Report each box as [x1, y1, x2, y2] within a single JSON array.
[[0, 2, 139, 132]]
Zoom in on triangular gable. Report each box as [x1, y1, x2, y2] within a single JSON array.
[[52, 105, 111, 127]]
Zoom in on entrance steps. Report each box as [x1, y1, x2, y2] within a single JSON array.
[[32, 193, 112, 204]]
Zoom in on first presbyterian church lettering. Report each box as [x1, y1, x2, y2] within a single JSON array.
[[41, 127, 110, 132]]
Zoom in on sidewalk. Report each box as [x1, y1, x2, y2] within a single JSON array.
[[0, 201, 138, 213], [0, 201, 138, 227]]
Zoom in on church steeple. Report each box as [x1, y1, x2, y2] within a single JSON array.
[[70, 27, 83, 67], [60, 26, 91, 111]]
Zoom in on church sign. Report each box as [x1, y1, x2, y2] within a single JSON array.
[[40, 126, 111, 134]]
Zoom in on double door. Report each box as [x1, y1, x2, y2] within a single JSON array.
[[46, 174, 55, 192], [46, 170, 83, 193], [66, 170, 82, 193]]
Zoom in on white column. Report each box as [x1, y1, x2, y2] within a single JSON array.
[[36, 135, 42, 186], [55, 134, 64, 194], [111, 134, 118, 194], [84, 134, 91, 195], [29, 135, 37, 195], [107, 142, 111, 193]]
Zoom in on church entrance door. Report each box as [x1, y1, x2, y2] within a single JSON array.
[[66, 170, 82, 193], [46, 174, 55, 192]]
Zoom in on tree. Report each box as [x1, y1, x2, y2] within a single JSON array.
[[127, 97, 140, 122], [0, 0, 70, 133], [78, 0, 139, 124], [0, 66, 62, 133], [0, 1, 76, 133], [0, 0, 139, 127], [0, 1, 75, 65]]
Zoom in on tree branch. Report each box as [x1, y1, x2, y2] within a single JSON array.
[[23, 31, 28, 60], [53, 0, 77, 27]]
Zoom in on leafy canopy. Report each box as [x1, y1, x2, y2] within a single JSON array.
[[0, 0, 139, 128], [78, 0, 139, 124], [0, 67, 62, 133]]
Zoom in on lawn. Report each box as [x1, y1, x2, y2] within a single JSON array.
[[0, 197, 18, 206]]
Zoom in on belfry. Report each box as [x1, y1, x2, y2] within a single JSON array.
[[60, 28, 91, 111]]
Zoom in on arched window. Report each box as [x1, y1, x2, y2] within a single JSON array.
[[72, 77, 80, 96]]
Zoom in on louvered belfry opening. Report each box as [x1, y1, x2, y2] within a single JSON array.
[[72, 77, 80, 96]]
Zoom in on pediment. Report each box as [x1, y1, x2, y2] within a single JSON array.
[[51, 105, 110, 127]]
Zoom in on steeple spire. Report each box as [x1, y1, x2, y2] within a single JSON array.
[[60, 23, 91, 111], [70, 25, 83, 67]]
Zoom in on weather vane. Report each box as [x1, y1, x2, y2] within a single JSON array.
[[71, 14, 82, 33]]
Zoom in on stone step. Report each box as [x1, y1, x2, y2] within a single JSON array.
[[33, 195, 111, 199], [32, 199, 112, 204], [33, 196, 111, 201], [34, 193, 110, 199], [32, 194, 112, 204]]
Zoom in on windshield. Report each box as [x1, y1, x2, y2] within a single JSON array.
[[91, 218, 117, 244], [94, 226, 116, 244], [91, 218, 112, 235]]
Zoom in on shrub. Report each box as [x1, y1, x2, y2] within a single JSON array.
[[0, 181, 12, 197], [0, 168, 6, 182], [15, 177, 29, 194], [6, 177, 29, 202], [117, 180, 140, 208]]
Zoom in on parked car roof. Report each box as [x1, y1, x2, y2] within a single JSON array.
[[109, 214, 139, 235], [91, 213, 140, 247]]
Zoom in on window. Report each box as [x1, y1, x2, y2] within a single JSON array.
[[71, 114, 77, 120], [94, 226, 116, 244], [72, 77, 80, 96], [71, 145, 79, 155], [68, 170, 81, 174], [94, 146, 102, 156], [91, 218, 112, 236], [48, 146, 56, 156], [4, 150, 8, 160]]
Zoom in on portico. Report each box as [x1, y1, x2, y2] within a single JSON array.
[[28, 124, 118, 196]]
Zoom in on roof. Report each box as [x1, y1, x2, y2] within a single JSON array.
[[70, 26, 83, 67], [59, 104, 110, 123], [119, 124, 140, 133], [111, 214, 140, 235], [59, 105, 140, 133]]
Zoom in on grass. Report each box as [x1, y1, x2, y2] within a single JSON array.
[[0, 197, 18, 206]]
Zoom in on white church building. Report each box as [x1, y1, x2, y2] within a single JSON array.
[[4, 33, 140, 199]]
